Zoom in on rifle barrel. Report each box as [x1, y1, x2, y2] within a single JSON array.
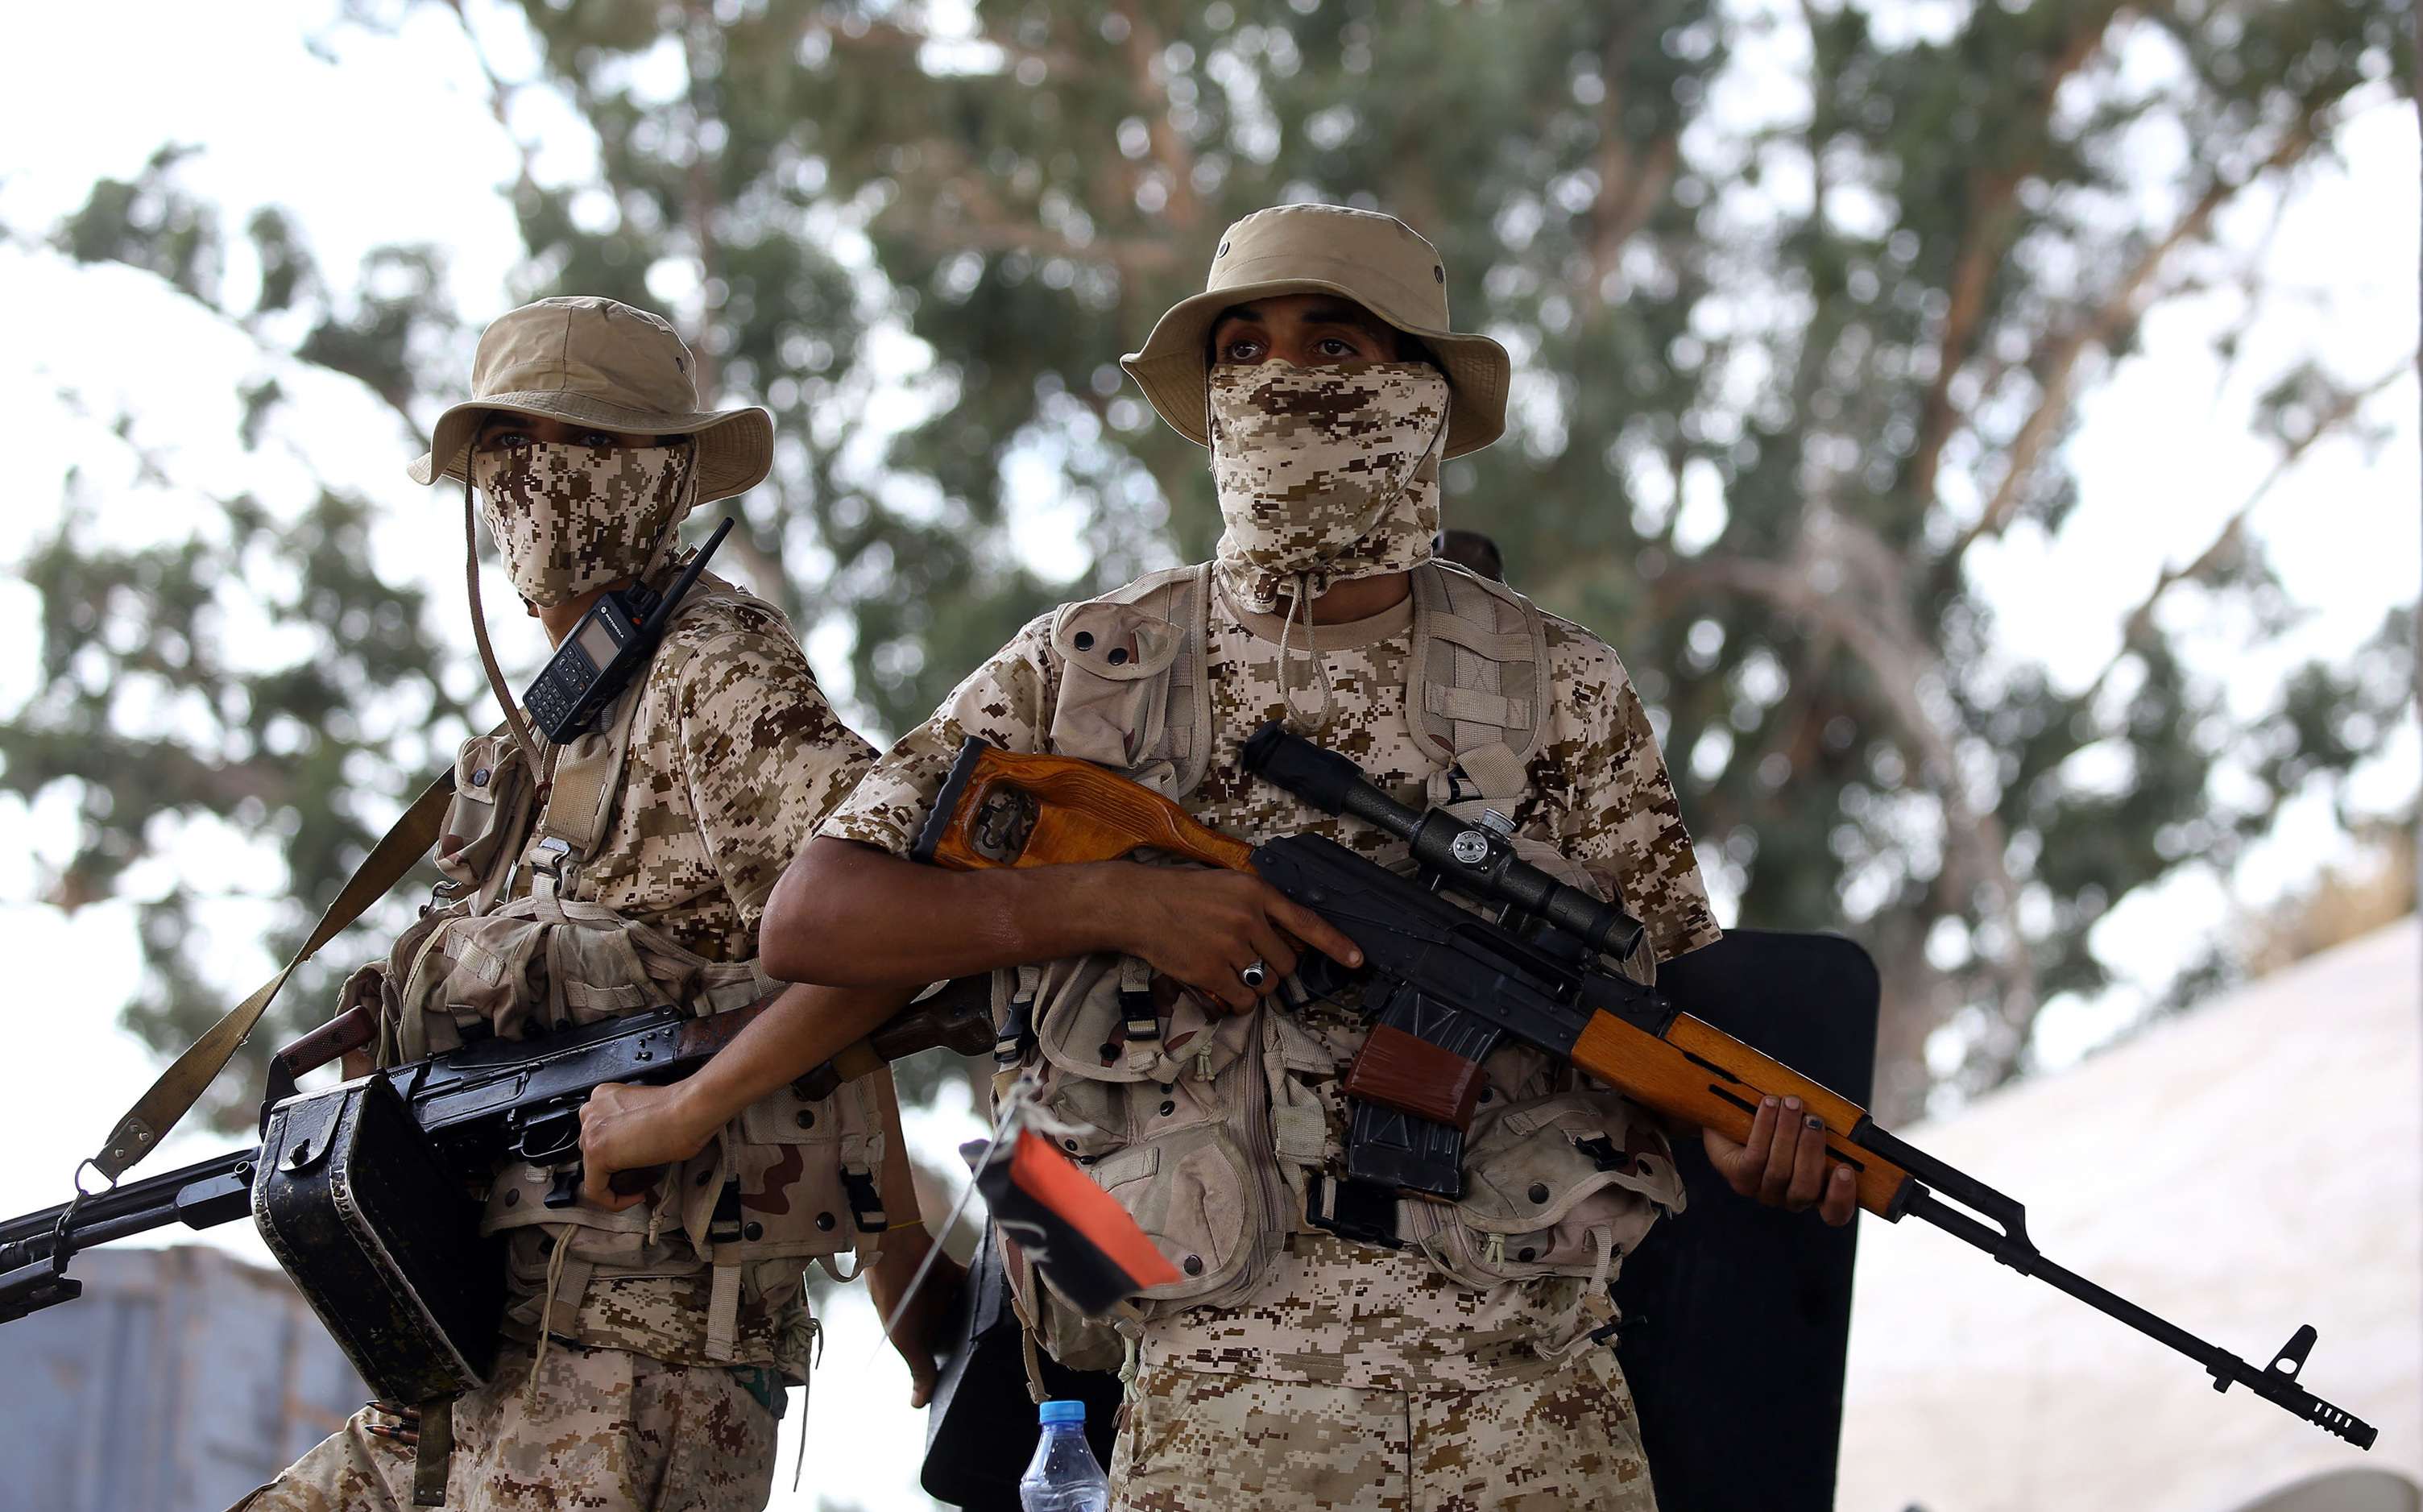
[[0, 1143, 258, 1250], [1900, 1184, 2376, 1448]]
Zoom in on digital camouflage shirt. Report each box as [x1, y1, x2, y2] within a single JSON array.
[[822, 572, 1719, 1390], [497, 577, 876, 1369], [517, 574, 875, 959]]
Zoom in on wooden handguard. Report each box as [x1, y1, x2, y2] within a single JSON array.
[[268, 1003, 377, 1084], [915, 739, 1253, 874], [1570, 1012, 1913, 1219]]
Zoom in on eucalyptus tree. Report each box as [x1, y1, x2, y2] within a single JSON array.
[[12, 0, 2412, 1124]]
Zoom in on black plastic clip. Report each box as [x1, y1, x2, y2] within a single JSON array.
[[1304, 1174, 1404, 1251], [994, 995, 1035, 1068], [708, 1179, 746, 1241], [1119, 985, 1161, 1047], [840, 1167, 888, 1232]]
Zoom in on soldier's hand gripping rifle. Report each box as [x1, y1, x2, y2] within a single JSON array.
[[910, 723, 2378, 1449]]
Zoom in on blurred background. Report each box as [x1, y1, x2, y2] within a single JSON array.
[[0, 2, 2414, 1510]]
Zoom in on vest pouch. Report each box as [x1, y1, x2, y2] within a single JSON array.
[[387, 896, 773, 1057], [725, 1075, 876, 1261], [1416, 1087, 1682, 1291], [437, 733, 536, 894], [484, 1169, 660, 1245], [1019, 956, 1281, 1317], [1087, 1121, 1263, 1306], [1025, 1270, 1134, 1375], [1048, 601, 1183, 773], [346, 898, 463, 1069], [1030, 952, 1254, 1090], [487, 1188, 824, 1374]]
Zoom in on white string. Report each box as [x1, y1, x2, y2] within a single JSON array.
[[1275, 569, 1336, 734], [858, 1079, 1028, 1375]]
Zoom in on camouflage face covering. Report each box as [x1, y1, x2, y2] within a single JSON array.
[[1207, 362, 1449, 615], [472, 441, 695, 607]]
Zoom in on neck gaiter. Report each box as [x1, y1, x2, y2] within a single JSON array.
[[1207, 361, 1449, 616], [1207, 361, 1449, 731], [471, 440, 695, 607]]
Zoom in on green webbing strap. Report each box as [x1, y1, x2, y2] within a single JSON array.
[[85, 772, 458, 1183]]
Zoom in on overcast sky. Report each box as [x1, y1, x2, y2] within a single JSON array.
[[0, 4, 2413, 1505]]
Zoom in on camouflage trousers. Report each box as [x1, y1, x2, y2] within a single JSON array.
[[227, 1342, 779, 1512], [1109, 1349, 1658, 1511]]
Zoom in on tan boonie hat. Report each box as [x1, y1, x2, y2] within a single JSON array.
[[409, 296, 773, 501], [1121, 203, 1510, 459]]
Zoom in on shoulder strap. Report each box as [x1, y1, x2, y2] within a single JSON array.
[[87, 772, 457, 1182], [1161, 564, 1213, 798], [1406, 561, 1551, 818], [528, 673, 651, 894], [528, 578, 776, 895]]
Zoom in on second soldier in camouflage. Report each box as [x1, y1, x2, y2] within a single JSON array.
[[233, 297, 908, 1512]]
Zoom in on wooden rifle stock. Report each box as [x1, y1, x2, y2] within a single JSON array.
[[915, 743, 1252, 872], [914, 739, 1919, 1220]]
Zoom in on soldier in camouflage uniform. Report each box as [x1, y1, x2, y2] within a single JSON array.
[[234, 297, 912, 1512], [596, 209, 1858, 1506]]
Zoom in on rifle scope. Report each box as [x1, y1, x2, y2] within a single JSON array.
[[1242, 720, 1647, 961]]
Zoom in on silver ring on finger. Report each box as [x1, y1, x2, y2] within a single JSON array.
[[1237, 958, 1270, 991]]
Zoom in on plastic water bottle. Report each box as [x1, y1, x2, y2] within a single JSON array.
[[1019, 1398, 1110, 1512]]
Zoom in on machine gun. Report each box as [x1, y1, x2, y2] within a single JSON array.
[[910, 723, 2379, 1449], [0, 979, 991, 1399]]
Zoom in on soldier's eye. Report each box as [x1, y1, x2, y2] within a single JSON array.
[[582, 432, 619, 449]]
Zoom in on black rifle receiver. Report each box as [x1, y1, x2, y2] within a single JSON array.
[[1242, 719, 1648, 959], [522, 516, 737, 743]]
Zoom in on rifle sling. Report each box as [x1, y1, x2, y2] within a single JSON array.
[[87, 772, 458, 1183]]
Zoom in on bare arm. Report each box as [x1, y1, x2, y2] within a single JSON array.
[[760, 835, 1361, 1014], [579, 979, 913, 1208]]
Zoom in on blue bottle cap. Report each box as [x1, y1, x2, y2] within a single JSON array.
[[1038, 1399, 1087, 1425]]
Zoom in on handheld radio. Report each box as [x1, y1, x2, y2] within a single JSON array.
[[521, 516, 737, 743]]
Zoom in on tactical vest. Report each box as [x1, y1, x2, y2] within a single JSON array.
[[1002, 560, 1685, 1371], [338, 577, 884, 1375]]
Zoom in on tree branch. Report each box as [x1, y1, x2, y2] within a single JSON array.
[[1906, 3, 2127, 506], [2074, 354, 2410, 712], [1583, 19, 1675, 293], [1946, 120, 2320, 563], [1660, 514, 2041, 1058], [1112, 1, 1203, 230]]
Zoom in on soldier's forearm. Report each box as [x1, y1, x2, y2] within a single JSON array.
[[761, 835, 1144, 986], [664, 980, 913, 1145]]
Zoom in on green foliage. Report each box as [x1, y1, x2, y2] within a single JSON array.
[[6, 152, 472, 1127], [6, 0, 2413, 1133], [55, 145, 222, 303]]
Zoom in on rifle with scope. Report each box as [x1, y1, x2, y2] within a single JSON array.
[[909, 721, 2378, 1449]]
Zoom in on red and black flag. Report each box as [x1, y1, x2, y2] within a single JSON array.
[[975, 1127, 1179, 1315]]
